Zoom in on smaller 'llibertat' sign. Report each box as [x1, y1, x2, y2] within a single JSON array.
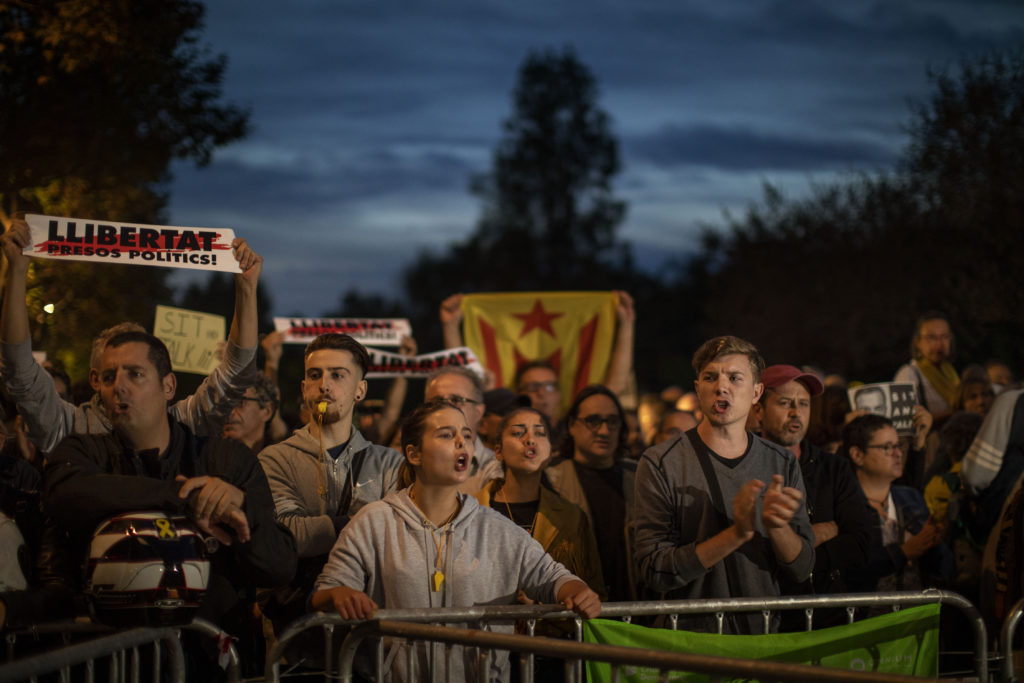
[[154, 305, 225, 375], [274, 317, 412, 346], [366, 347, 484, 379], [25, 214, 241, 273]]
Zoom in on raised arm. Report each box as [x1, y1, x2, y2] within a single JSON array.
[[1, 219, 31, 345], [603, 291, 635, 397], [374, 335, 417, 445], [439, 293, 464, 349], [170, 238, 262, 435], [229, 237, 261, 349], [1, 219, 77, 453]]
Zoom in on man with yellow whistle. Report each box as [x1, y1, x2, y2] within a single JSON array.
[[257, 334, 404, 629]]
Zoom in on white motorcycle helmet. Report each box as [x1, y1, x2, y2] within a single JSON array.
[[85, 511, 211, 627]]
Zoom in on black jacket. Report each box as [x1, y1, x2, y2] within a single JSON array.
[[33, 416, 297, 629], [780, 440, 879, 596]]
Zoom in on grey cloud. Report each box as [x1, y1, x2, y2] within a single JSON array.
[[625, 123, 896, 172]]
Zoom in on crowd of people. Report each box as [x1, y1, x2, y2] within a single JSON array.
[[0, 217, 1022, 679]]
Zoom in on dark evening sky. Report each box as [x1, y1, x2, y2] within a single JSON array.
[[166, 1, 1024, 317]]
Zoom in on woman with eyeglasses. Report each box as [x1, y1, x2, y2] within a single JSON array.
[[842, 414, 950, 593], [545, 385, 636, 601]]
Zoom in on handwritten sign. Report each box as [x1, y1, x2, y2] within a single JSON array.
[[154, 305, 225, 375], [24, 214, 240, 273], [274, 317, 412, 346], [366, 347, 483, 378]]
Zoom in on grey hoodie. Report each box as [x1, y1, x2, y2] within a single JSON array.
[[259, 425, 404, 558], [315, 488, 580, 681]]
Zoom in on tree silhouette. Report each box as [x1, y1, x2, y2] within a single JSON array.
[[404, 47, 629, 316], [0, 1, 249, 380], [694, 47, 1024, 379], [395, 47, 702, 390]]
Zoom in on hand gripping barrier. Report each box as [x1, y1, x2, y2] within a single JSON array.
[[265, 590, 988, 682]]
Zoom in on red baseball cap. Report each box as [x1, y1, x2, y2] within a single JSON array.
[[761, 364, 824, 397]]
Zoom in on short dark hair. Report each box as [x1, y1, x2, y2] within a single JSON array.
[[105, 331, 173, 379], [840, 414, 893, 462], [515, 360, 557, 390], [560, 384, 627, 459], [691, 335, 765, 383], [91, 322, 145, 371], [304, 333, 370, 378]]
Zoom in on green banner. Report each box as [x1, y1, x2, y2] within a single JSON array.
[[583, 604, 940, 682]]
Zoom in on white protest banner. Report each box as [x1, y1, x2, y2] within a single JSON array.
[[274, 317, 412, 347], [24, 214, 240, 273], [848, 382, 919, 436], [366, 347, 483, 378], [154, 305, 226, 375]]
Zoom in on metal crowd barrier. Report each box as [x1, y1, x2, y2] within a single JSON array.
[[266, 590, 985, 682], [337, 619, 932, 683], [0, 626, 185, 683], [1001, 597, 1024, 682], [0, 617, 240, 683]]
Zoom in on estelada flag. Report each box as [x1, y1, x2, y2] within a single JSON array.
[[461, 292, 617, 411]]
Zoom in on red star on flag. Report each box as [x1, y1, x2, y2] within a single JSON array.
[[513, 299, 563, 339]]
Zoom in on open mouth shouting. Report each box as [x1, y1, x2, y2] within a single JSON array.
[[455, 453, 469, 472], [711, 399, 731, 415]]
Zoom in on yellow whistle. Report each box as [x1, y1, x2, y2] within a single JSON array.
[[432, 570, 444, 592], [317, 401, 328, 414]]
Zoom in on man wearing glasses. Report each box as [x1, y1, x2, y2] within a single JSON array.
[[515, 361, 563, 424], [633, 336, 814, 633], [424, 366, 504, 493], [223, 373, 280, 452]]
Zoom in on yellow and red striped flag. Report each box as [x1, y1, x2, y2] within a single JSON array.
[[461, 292, 617, 411]]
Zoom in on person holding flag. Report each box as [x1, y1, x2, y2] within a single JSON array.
[[438, 290, 636, 423]]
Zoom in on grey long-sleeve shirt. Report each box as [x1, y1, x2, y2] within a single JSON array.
[[1, 338, 255, 455], [633, 430, 814, 632]]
